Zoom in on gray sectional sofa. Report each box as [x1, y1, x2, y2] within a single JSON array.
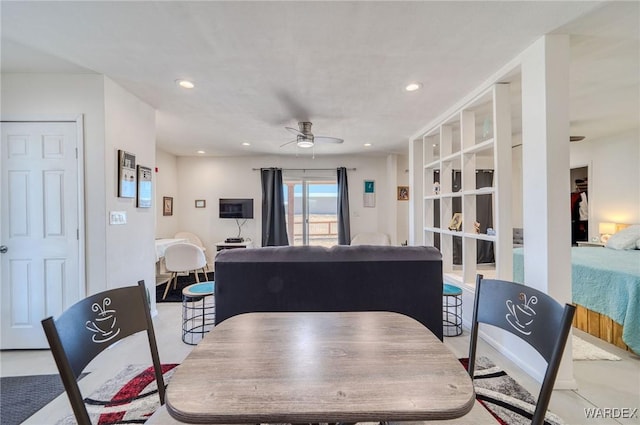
[[214, 244, 444, 340]]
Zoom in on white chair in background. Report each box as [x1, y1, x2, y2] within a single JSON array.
[[175, 231, 209, 269], [163, 243, 209, 300]]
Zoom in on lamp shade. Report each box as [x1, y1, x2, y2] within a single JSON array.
[[599, 222, 616, 235]]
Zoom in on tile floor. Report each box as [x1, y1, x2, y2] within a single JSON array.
[[1, 303, 638, 425]]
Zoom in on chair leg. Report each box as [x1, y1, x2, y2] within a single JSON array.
[[201, 268, 209, 281], [195, 270, 200, 283], [163, 273, 176, 300]]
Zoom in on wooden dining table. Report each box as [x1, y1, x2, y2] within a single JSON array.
[[165, 311, 475, 424]]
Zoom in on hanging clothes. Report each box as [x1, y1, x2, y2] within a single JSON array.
[[578, 192, 588, 221]]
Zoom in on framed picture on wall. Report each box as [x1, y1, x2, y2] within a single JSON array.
[[195, 199, 206, 208], [163, 196, 173, 216], [136, 165, 152, 208], [117, 150, 136, 198], [363, 179, 375, 207], [397, 186, 409, 201]]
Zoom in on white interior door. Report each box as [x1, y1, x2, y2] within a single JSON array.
[[1, 121, 81, 348]]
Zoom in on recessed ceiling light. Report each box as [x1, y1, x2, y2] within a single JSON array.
[[242, 142, 251, 146], [176, 79, 195, 89], [196, 150, 205, 154], [405, 82, 422, 92], [364, 143, 372, 147]]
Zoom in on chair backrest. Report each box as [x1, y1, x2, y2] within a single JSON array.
[[350, 232, 391, 246], [164, 242, 206, 272], [174, 231, 205, 249], [41, 281, 165, 425], [468, 274, 575, 425]]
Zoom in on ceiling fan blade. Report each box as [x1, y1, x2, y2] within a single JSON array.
[[280, 139, 297, 147], [285, 126, 303, 137], [315, 136, 344, 144], [570, 136, 585, 142]]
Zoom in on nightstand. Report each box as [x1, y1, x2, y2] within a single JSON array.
[[576, 241, 605, 247]]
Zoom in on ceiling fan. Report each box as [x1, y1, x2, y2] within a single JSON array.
[[280, 122, 344, 149]]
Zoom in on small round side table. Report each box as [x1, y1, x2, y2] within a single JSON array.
[[182, 281, 215, 345], [443, 283, 463, 337]]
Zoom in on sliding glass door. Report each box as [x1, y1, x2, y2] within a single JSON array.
[[283, 174, 338, 247]]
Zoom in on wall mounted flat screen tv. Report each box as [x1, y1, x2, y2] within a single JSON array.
[[219, 198, 254, 219]]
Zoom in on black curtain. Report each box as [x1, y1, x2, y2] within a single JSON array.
[[452, 170, 495, 264], [475, 171, 494, 263], [337, 167, 351, 245], [261, 168, 289, 246]]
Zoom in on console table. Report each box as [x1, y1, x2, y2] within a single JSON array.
[[215, 241, 253, 251]]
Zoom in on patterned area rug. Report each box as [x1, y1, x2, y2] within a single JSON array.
[[56, 364, 178, 425], [461, 357, 564, 425]]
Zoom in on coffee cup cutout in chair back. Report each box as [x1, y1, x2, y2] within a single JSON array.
[[505, 293, 537, 336], [85, 297, 121, 344]]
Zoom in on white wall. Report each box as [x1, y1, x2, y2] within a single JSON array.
[[166, 153, 397, 264], [570, 128, 640, 233], [103, 78, 156, 299], [1, 73, 108, 295], [1, 73, 157, 302], [155, 149, 180, 238]]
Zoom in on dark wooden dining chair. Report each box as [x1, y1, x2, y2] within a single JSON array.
[[469, 274, 576, 425], [41, 280, 165, 425]]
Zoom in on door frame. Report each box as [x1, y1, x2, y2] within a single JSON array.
[[0, 114, 87, 300]]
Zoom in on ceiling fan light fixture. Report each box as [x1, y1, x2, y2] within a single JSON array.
[[296, 135, 314, 148]]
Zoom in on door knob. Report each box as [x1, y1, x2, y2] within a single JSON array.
[[0, 245, 7, 253]]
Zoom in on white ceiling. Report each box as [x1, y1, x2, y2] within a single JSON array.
[[1, 1, 637, 157]]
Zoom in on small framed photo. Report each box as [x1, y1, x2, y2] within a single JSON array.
[[448, 212, 462, 231], [195, 199, 206, 208], [117, 150, 136, 198], [163, 196, 173, 216], [136, 165, 152, 208], [397, 186, 409, 201]]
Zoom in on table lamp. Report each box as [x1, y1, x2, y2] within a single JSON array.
[[599, 222, 616, 243]]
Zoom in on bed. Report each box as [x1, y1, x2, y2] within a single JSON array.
[[513, 246, 640, 355]]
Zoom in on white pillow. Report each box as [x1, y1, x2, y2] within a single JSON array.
[[606, 225, 640, 250]]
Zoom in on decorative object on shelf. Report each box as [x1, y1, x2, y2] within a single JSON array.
[[433, 181, 440, 194], [136, 165, 152, 208], [195, 199, 206, 208], [599, 222, 616, 243], [163, 196, 173, 216], [486, 228, 496, 236], [448, 213, 462, 231], [117, 150, 136, 198], [363, 180, 375, 207], [474, 220, 481, 234], [397, 186, 409, 201]]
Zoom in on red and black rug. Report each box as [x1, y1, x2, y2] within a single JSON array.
[[56, 364, 178, 425], [462, 356, 564, 425]]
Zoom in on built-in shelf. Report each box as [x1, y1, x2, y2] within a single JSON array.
[[419, 83, 512, 286]]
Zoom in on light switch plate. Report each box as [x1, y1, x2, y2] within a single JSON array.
[[109, 211, 127, 225]]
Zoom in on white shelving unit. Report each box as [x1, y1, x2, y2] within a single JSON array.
[[420, 84, 512, 287]]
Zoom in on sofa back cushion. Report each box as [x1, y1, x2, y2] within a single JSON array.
[[214, 245, 444, 340]]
